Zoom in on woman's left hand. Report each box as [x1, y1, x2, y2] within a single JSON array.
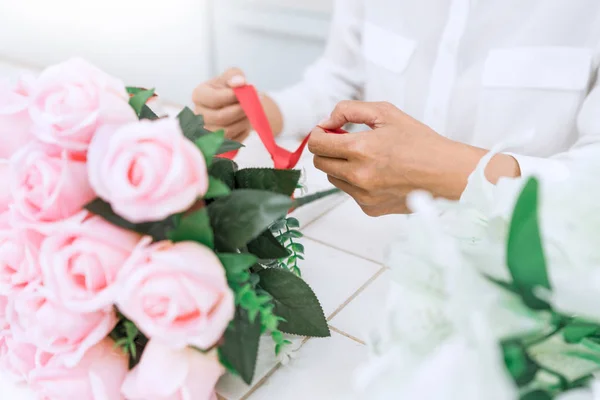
[[308, 101, 520, 217]]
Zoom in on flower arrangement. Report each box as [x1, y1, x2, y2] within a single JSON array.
[[0, 58, 336, 399], [359, 149, 600, 400]]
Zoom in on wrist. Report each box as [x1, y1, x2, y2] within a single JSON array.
[[427, 140, 520, 200]]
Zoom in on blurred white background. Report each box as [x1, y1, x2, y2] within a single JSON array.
[[0, 0, 333, 106]]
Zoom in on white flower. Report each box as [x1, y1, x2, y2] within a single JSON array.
[[277, 339, 302, 366], [358, 191, 542, 400]]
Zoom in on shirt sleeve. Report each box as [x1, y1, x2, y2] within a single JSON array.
[[506, 66, 600, 182], [268, 0, 365, 137]]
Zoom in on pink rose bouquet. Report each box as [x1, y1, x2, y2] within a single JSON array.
[[0, 58, 337, 399]]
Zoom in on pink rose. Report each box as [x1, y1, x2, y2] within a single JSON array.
[[29, 58, 136, 152], [0, 332, 40, 382], [40, 213, 140, 312], [117, 240, 234, 349], [6, 284, 117, 367], [0, 214, 44, 293], [122, 340, 223, 400], [29, 338, 128, 400], [87, 118, 209, 223], [0, 163, 11, 212], [0, 294, 8, 330], [0, 77, 35, 159], [10, 143, 96, 223]]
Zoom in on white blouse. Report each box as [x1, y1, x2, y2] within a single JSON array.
[[270, 0, 600, 180]]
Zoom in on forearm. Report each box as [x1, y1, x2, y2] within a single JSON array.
[[428, 139, 521, 200]]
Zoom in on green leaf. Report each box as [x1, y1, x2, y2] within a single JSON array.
[[247, 230, 291, 260], [139, 104, 159, 120], [270, 219, 287, 233], [581, 337, 600, 353], [289, 243, 305, 254], [217, 139, 244, 155], [520, 390, 552, 400], [208, 190, 293, 251], [205, 177, 231, 199], [177, 107, 212, 142], [235, 168, 301, 196], [209, 158, 238, 190], [258, 268, 330, 337], [506, 178, 550, 310], [563, 350, 600, 365], [286, 217, 300, 228], [129, 89, 155, 116], [85, 198, 176, 240], [293, 188, 342, 209], [563, 320, 599, 344], [219, 309, 261, 385], [218, 253, 257, 282], [279, 230, 303, 240], [195, 130, 225, 166], [502, 341, 538, 386], [126, 86, 146, 95], [168, 208, 213, 248]]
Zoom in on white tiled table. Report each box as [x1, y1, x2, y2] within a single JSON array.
[[0, 60, 405, 400]]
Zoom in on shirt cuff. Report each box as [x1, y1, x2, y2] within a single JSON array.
[[268, 84, 325, 138], [506, 153, 571, 182]]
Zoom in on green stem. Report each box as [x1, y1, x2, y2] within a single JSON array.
[[285, 226, 300, 276], [524, 319, 566, 348]]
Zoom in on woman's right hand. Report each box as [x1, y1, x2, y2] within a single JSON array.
[[192, 67, 252, 142]]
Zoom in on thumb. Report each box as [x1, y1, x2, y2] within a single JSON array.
[[217, 67, 247, 88], [319, 101, 388, 130]]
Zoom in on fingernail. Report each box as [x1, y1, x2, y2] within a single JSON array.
[[228, 75, 246, 87]]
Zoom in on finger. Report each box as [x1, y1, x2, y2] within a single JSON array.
[[308, 126, 357, 159], [327, 176, 382, 206], [313, 155, 350, 181], [207, 118, 251, 140], [201, 103, 246, 127], [192, 84, 238, 109], [320, 100, 394, 130], [228, 127, 252, 143]]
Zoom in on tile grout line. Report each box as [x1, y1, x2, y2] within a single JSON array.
[[298, 195, 349, 231], [229, 266, 386, 399], [326, 266, 387, 322], [328, 325, 366, 345], [301, 235, 385, 266]]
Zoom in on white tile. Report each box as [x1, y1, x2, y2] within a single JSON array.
[[303, 199, 410, 264], [289, 191, 347, 230], [299, 239, 381, 318], [217, 335, 302, 400], [330, 269, 390, 342], [247, 331, 366, 400]]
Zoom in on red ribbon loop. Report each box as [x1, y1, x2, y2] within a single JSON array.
[[220, 85, 346, 169]]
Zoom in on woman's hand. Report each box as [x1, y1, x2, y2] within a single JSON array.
[[192, 68, 283, 142], [308, 101, 520, 217]]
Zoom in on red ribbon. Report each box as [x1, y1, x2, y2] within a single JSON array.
[[220, 85, 346, 169]]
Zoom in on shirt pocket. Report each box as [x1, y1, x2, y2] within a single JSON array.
[[362, 22, 416, 109], [473, 47, 593, 156]]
